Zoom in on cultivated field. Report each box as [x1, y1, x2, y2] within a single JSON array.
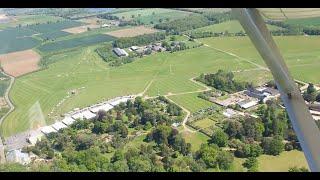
[[37, 34, 115, 53], [0, 15, 64, 29], [105, 26, 158, 38], [0, 27, 40, 54], [188, 20, 283, 34], [113, 8, 194, 24], [0, 49, 41, 77], [62, 24, 100, 34]]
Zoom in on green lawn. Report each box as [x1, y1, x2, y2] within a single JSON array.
[[0, 15, 65, 30], [168, 93, 215, 113], [188, 20, 283, 34], [193, 118, 216, 129], [113, 8, 194, 25], [181, 131, 209, 152], [199, 36, 320, 84], [258, 150, 308, 172]]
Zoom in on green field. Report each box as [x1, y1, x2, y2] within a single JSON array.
[[188, 20, 283, 34], [0, 15, 65, 30], [193, 118, 216, 129], [0, 27, 40, 54], [28, 20, 83, 34], [168, 93, 215, 113], [258, 150, 308, 172], [285, 17, 320, 27], [199, 36, 320, 84], [1, 44, 257, 136], [181, 131, 209, 152], [113, 8, 194, 25], [37, 34, 115, 53]]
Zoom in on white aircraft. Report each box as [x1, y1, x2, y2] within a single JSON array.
[[232, 8, 320, 172]]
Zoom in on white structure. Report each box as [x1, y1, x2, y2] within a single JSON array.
[[51, 122, 67, 131], [6, 150, 31, 165], [27, 133, 44, 145], [130, 46, 139, 51], [113, 48, 129, 57], [223, 108, 238, 118], [72, 110, 96, 120], [237, 99, 258, 109], [101, 24, 110, 28], [62, 116, 76, 126], [40, 126, 57, 135], [109, 97, 131, 106], [90, 103, 113, 113]]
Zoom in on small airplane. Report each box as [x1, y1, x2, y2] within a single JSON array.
[[232, 8, 320, 172]]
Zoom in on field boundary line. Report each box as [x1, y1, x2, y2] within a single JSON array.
[[0, 71, 15, 140]]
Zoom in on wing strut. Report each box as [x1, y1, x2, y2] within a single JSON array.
[[232, 8, 320, 172]]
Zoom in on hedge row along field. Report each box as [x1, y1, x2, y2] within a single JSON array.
[[37, 34, 115, 53], [0, 27, 40, 54]]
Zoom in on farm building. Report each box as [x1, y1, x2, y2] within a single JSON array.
[[102, 24, 110, 28], [6, 150, 31, 165], [51, 122, 67, 131], [245, 86, 280, 101], [237, 99, 258, 109], [113, 48, 128, 57], [62, 116, 76, 126], [90, 103, 113, 113], [72, 110, 96, 120], [130, 46, 139, 51], [109, 97, 131, 106], [40, 126, 57, 135]]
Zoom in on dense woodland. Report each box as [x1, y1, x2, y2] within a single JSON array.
[[113, 33, 166, 48], [196, 70, 250, 93]]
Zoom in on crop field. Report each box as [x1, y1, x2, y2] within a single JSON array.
[[168, 93, 215, 113], [0, 15, 65, 29], [37, 34, 115, 53], [258, 150, 308, 172], [0, 49, 41, 77], [0, 79, 10, 97], [113, 8, 194, 24], [28, 20, 83, 34], [199, 36, 320, 84], [188, 20, 283, 34], [0, 27, 40, 54], [62, 24, 100, 34], [105, 26, 158, 38]]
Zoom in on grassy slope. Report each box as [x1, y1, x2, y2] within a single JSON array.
[[258, 150, 308, 172], [113, 8, 194, 24], [1, 45, 256, 137], [188, 20, 283, 34], [200, 36, 320, 84]]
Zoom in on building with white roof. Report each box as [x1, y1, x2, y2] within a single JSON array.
[[6, 150, 31, 165], [51, 122, 67, 131], [82, 110, 96, 120], [40, 126, 57, 135], [62, 116, 76, 126], [27, 132, 44, 145], [90, 103, 113, 113], [223, 108, 238, 118], [109, 97, 130, 106], [237, 99, 259, 109], [113, 48, 128, 57], [72, 112, 84, 120]]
